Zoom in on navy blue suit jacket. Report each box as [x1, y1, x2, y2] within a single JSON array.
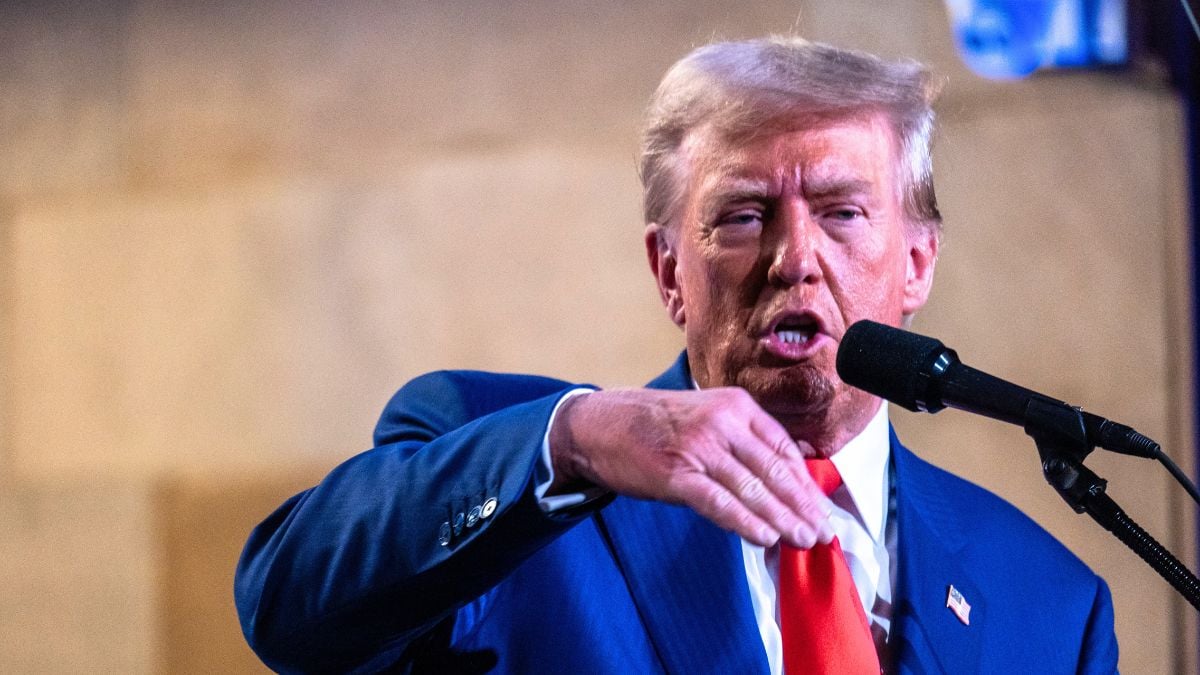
[[235, 353, 1118, 673]]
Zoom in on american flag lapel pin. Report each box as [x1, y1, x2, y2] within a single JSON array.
[[946, 584, 971, 626]]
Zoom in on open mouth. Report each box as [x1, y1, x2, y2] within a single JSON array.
[[772, 315, 820, 345]]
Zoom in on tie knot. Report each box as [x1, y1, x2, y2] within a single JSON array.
[[804, 458, 843, 496]]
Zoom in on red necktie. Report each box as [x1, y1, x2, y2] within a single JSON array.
[[779, 459, 880, 675]]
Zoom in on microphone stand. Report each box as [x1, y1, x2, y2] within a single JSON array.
[[1024, 398, 1200, 611]]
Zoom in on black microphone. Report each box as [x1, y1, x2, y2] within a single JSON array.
[[835, 319, 1160, 459]]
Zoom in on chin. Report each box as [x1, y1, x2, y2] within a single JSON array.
[[735, 363, 837, 419]]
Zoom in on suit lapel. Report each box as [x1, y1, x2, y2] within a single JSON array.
[[891, 435, 985, 674], [593, 352, 768, 674], [597, 497, 769, 674]]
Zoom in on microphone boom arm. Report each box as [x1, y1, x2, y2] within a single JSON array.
[[1023, 397, 1200, 611]]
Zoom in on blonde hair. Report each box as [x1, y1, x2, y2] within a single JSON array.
[[639, 37, 943, 233]]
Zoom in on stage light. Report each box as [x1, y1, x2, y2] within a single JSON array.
[[945, 0, 1128, 79]]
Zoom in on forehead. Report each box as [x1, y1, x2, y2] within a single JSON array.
[[679, 113, 899, 203]]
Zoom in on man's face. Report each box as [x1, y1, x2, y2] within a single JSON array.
[[646, 113, 938, 453]]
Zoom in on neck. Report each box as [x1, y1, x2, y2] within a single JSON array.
[[775, 397, 883, 458]]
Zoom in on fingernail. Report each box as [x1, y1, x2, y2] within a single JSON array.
[[760, 527, 780, 546], [818, 509, 835, 544], [791, 525, 816, 549]]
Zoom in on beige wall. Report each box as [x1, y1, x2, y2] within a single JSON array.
[[0, 1, 1193, 672]]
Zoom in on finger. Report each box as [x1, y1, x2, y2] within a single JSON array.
[[703, 448, 824, 549], [743, 413, 836, 544], [668, 473, 781, 547]]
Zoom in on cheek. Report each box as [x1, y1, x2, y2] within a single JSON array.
[[679, 249, 763, 350], [689, 244, 760, 305], [831, 240, 909, 316]]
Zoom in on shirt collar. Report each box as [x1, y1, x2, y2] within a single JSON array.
[[829, 401, 891, 544], [688, 378, 892, 542]]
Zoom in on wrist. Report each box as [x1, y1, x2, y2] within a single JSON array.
[[547, 392, 593, 496]]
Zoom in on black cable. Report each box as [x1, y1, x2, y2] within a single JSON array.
[[1155, 447, 1200, 506]]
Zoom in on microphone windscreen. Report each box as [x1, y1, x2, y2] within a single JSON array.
[[835, 320, 947, 412]]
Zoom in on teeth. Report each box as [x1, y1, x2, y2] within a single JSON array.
[[776, 330, 811, 344]]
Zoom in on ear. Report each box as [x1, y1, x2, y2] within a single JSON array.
[[902, 226, 939, 317], [644, 223, 686, 327]]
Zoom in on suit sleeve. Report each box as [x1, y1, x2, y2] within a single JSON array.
[[233, 370, 607, 673], [1076, 574, 1119, 674]]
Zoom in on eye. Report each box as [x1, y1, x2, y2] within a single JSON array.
[[821, 206, 865, 223], [716, 207, 766, 229]]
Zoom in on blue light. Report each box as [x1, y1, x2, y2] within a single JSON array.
[[945, 0, 1128, 80]]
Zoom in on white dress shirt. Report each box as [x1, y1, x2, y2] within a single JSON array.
[[741, 402, 895, 675]]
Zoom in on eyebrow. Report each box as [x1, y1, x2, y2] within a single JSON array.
[[693, 170, 880, 224], [696, 178, 774, 219], [700, 176, 874, 210], [802, 177, 874, 198]]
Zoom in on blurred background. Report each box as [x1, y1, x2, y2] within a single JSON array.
[[1, 0, 1197, 672]]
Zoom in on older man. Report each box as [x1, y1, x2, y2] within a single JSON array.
[[235, 38, 1118, 674]]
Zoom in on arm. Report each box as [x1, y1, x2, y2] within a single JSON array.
[[234, 370, 603, 673], [236, 369, 838, 672]]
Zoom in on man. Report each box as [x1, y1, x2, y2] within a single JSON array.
[[235, 37, 1118, 673]]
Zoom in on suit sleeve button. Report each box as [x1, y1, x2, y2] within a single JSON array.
[[452, 512, 466, 535], [466, 505, 482, 528], [437, 521, 452, 547], [481, 497, 498, 519]]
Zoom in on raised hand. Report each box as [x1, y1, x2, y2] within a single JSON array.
[[548, 387, 835, 548]]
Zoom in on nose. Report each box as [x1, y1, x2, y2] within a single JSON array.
[[767, 204, 821, 287]]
